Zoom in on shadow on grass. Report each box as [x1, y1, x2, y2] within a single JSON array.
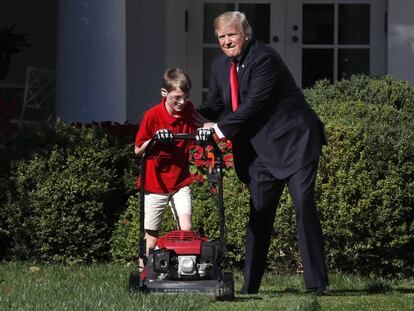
[[256, 287, 414, 297], [333, 287, 414, 295], [231, 296, 264, 302], [232, 288, 302, 299]]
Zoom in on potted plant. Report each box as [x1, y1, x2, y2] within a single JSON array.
[[0, 25, 33, 80]]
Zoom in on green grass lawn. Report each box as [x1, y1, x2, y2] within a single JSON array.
[[0, 262, 413, 310]]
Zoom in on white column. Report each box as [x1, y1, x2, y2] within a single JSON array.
[[56, 0, 126, 123], [387, 0, 414, 86]]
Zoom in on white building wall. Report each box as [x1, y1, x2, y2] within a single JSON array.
[[56, 0, 167, 124], [387, 0, 414, 86], [126, 0, 166, 123], [56, 0, 126, 123]]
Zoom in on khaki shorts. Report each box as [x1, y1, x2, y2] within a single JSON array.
[[144, 186, 192, 231]]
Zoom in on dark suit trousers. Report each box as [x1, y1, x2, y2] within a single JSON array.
[[241, 159, 328, 294]]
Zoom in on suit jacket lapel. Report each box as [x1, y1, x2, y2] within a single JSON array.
[[236, 40, 255, 102]]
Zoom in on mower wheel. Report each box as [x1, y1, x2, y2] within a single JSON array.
[[220, 272, 234, 300], [128, 271, 141, 293]]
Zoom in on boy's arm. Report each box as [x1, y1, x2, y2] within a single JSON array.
[[134, 139, 151, 157], [135, 129, 174, 156], [134, 111, 153, 157]]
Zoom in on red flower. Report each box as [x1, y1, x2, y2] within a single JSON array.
[[190, 173, 204, 183], [194, 145, 204, 153], [226, 140, 233, 150], [224, 154, 233, 162], [210, 187, 217, 193], [193, 153, 202, 160], [198, 174, 204, 183], [188, 134, 235, 185]]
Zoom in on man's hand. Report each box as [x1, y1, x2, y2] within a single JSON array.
[[155, 129, 174, 143], [195, 128, 214, 142], [202, 122, 216, 129]]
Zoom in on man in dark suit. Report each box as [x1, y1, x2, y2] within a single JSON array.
[[197, 11, 329, 294]]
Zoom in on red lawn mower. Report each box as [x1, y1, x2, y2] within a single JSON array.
[[128, 132, 234, 300]]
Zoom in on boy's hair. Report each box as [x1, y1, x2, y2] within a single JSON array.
[[162, 68, 192, 93], [214, 11, 252, 39]]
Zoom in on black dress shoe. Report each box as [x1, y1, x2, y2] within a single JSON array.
[[240, 287, 259, 294], [312, 286, 331, 296]]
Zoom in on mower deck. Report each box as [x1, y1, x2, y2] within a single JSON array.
[[145, 279, 222, 297]]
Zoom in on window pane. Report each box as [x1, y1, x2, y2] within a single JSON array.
[[239, 4, 270, 43], [339, 4, 370, 45], [203, 3, 235, 44], [338, 49, 369, 80], [203, 47, 222, 88], [302, 49, 333, 88], [303, 4, 334, 44]]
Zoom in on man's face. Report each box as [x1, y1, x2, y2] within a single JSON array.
[[216, 24, 246, 58], [163, 88, 190, 116]]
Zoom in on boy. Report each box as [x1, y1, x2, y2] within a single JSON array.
[[135, 68, 204, 258]]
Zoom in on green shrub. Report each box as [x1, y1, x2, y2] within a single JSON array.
[[0, 122, 138, 263], [305, 75, 414, 112], [110, 193, 141, 262], [306, 75, 414, 277]]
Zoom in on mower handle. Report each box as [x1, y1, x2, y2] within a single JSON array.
[[141, 132, 222, 160], [164, 133, 197, 140]]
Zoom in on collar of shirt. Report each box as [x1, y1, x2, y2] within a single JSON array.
[[232, 40, 253, 71], [159, 97, 184, 126]]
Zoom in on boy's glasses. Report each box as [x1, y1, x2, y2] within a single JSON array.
[[169, 95, 190, 104]]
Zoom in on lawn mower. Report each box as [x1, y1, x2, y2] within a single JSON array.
[[128, 131, 234, 300]]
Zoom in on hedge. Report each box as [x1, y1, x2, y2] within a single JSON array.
[[1, 75, 413, 277], [0, 122, 138, 263], [306, 75, 414, 277]]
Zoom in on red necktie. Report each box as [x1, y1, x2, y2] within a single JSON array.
[[230, 59, 239, 111]]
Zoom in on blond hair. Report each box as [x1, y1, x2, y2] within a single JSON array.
[[214, 11, 252, 39], [162, 68, 192, 93]]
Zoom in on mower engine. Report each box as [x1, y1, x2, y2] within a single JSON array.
[[152, 230, 219, 280]]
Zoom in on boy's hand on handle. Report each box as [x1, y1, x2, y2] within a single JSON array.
[[195, 128, 214, 142], [155, 129, 174, 143]]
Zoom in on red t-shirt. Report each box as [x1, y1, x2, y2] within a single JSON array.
[[135, 98, 196, 193]]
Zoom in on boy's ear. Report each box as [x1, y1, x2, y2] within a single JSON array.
[[161, 88, 168, 97]]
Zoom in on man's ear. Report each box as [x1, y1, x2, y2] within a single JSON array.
[[161, 88, 168, 97]]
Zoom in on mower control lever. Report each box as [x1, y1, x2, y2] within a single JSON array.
[[143, 130, 221, 161], [153, 131, 212, 142]]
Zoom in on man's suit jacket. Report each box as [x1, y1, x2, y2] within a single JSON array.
[[197, 40, 327, 183]]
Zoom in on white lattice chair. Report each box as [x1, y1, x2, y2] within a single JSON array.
[[18, 66, 56, 127]]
